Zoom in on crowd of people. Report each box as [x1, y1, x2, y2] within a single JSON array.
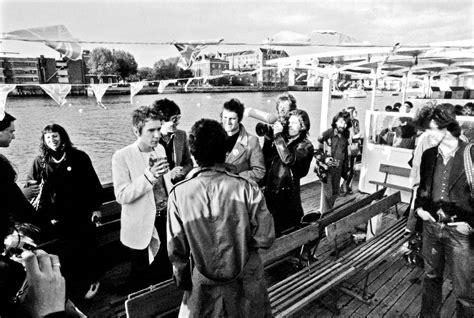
[[377, 101, 474, 149], [1, 93, 472, 317]]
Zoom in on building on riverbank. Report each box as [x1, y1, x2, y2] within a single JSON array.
[[221, 48, 290, 87]]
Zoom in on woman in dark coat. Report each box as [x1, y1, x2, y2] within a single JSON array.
[[26, 123, 103, 301], [262, 109, 314, 236]]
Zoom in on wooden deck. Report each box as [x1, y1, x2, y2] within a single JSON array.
[[74, 177, 456, 317]]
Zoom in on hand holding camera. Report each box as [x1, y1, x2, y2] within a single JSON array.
[[272, 121, 284, 135], [22, 250, 65, 317]]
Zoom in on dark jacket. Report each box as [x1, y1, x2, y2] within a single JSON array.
[[414, 142, 474, 227], [27, 148, 103, 236], [171, 129, 194, 182], [262, 133, 314, 235], [0, 155, 34, 228]]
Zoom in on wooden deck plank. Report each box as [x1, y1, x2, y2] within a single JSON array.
[[350, 258, 413, 317], [366, 266, 419, 317], [383, 267, 423, 317]]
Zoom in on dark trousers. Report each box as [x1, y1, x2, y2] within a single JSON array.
[[421, 221, 474, 318], [46, 226, 102, 302], [322, 166, 342, 213], [129, 215, 172, 289], [342, 155, 357, 190]]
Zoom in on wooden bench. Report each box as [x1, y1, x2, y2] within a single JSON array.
[[268, 192, 410, 317], [120, 189, 388, 318], [369, 163, 412, 194]]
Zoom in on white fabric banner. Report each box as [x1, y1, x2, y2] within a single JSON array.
[[6, 25, 82, 61], [0, 85, 17, 120], [184, 78, 194, 92], [90, 84, 111, 109], [130, 82, 145, 104], [40, 84, 71, 106], [157, 80, 177, 94]]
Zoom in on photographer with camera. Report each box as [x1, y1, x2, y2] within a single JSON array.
[[258, 93, 297, 183], [1, 112, 66, 317], [260, 109, 314, 236], [315, 110, 352, 214]]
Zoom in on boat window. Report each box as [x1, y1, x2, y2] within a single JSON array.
[[366, 111, 417, 150]]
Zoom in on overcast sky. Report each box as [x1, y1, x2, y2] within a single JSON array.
[[0, 0, 472, 67]]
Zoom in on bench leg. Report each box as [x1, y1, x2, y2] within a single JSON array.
[[339, 273, 373, 305]]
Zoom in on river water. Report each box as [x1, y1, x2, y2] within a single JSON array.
[[3, 91, 401, 184]]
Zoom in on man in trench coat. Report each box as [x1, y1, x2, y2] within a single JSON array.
[[167, 119, 275, 318]]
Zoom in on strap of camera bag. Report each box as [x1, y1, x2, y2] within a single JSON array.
[[464, 143, 474, 199]]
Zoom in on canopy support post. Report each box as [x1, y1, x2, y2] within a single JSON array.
[[319, 75, 332, 213], [370, 69, 377, 111]]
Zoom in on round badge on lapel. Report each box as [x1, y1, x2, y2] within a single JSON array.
[[67, 166, 72, 171], [232, 149, 239, 156]]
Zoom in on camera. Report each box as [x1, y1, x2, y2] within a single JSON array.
[[1, 223, 41, 305], [255, 123, 274, 138], [4, 223, 41, 258]]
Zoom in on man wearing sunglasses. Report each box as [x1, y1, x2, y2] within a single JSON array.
[[152, 99, 193, 184]]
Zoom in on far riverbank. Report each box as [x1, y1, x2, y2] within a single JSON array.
[[6, 85, 322, 97]]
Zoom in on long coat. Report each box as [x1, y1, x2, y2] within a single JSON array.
[[167, 166, 275, 318], [225, 125, 266, 183]]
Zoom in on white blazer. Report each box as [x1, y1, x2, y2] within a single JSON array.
[[112, 140, 166, 250]]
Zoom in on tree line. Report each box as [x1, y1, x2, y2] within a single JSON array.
[[86, 47, 193, 82]]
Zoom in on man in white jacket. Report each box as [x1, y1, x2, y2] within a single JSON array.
[[112, 106, 170, 291]]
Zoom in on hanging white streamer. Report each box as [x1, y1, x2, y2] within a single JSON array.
[[40, 84, 71, 106], [157, 80, 177, 94], [89, 84, 111, 109], [0, 85, 17, 120], [130, 82, 145, 104], [184, 78, 194, 92]]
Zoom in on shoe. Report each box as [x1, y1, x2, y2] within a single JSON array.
[[84, 282, 100, 299]]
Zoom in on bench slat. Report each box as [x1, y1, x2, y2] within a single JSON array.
[[379, 164, 411, 178], [318, 188, 386, 230], [99, 200, 121, 219], [260, 222, 319, 266], [325, 192, 401, 247], [369, 181, 412, 193]]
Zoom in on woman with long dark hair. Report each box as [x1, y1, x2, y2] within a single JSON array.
[[27, 123, 103, 301]]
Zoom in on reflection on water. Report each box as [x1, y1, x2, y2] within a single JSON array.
[[3, 91, 401, 183]]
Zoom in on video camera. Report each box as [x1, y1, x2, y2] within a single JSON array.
[[243, 108, 281, 138], [313, 150, 338, 183]]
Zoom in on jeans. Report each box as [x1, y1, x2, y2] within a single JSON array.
[[421, 221, 474, 318], [322, 165, 342, 213]]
